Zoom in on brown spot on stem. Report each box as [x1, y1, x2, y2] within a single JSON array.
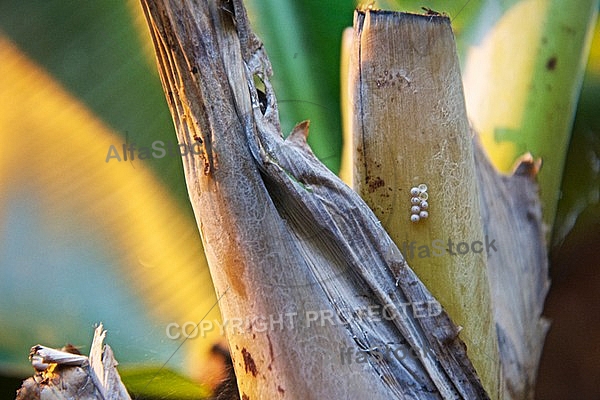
[[546, 56, 557, 71], [241, 348, 258, 377], [366, 175, 385, 193], [267, 334, 274, 371]]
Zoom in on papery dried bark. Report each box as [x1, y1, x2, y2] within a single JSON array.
[[16, 324, 130, 400], [475, 147, 550, 399], [140, 0, 489, 398]]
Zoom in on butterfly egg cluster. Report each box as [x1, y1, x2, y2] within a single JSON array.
[[410, 184, 429, 223]]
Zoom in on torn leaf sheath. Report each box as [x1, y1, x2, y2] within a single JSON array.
[[19, 325, 130, 400], [474, 144, 550, 399], [242, 44, 488, 399], [141, 0, 489, 398]]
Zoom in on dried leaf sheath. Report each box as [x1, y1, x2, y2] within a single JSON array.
[[140, 0, 489, 398], [474, 144, 550, 399], [17, 325, 131, 400]]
